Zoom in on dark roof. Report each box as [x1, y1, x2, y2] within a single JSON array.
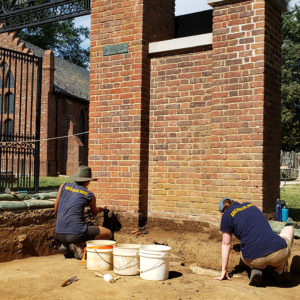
[[23, 41, 89, 101]]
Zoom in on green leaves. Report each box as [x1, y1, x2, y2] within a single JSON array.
[[16, 19, 90, 69], [281, 2, 300, 151]]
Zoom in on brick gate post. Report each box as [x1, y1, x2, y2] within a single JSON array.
[[89, 0, 175, 224], [208, 0, 284, 212], [40, 50, 57, 176]]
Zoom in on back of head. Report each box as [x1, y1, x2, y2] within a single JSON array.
[[218, 197, 235, 213]]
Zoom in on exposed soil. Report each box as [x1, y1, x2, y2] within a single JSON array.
[[1, 223, 300, 300], [0, 209, 57, 262]]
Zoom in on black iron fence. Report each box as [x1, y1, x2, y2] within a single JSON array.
[[0, 47, 42, 192], [0, 0, 91, 33]]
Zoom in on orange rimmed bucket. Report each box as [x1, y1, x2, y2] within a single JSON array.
[[82, 240, 116, 271]]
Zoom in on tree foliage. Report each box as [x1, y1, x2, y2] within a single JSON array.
[[281, 2, 300, 151], [16, 19, 90, 69]]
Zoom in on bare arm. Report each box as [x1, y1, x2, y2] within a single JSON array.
[[54, 184, 63, 213], [214, 231, 232, 281], [89, 195, 106, 216]]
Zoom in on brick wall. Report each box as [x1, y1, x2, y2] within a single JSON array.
[[207, 0, 267, 210], [149, 48, 213, 220], [40, 50, 56, 176], [207, 0, 283, 212], [89, 0, 174, 223], [90, 0, 283, 224], [55, 97, 88, 176], [38, 50, 89, 177]]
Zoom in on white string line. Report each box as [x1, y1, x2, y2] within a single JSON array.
[[0, 131, 89, 144]]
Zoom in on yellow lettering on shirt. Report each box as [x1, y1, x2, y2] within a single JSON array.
[[65, 185, 88, 196], [230, 203, 254, 217]]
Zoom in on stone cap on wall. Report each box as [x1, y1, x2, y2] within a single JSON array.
[[149, 33, 212, 54], [207, 0, 286, 11]]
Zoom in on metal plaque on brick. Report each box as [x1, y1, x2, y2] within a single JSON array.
[[0, 0, 91, 33], [103, 43, 129, 56]]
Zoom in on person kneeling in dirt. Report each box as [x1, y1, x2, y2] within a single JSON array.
[[215, 198, 294, 286], [54, 166, 112, 260]]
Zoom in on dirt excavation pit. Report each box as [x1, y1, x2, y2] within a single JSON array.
[[0, 209, 57, 262], [1, 217, 300, 299]]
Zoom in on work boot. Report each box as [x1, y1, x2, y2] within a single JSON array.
[[249, 269, 262, 286], [69, 244, 83, 260], [58, 244, 74, 259]]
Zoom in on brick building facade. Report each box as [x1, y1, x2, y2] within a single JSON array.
[[0, 33, 89, 177], [89, 0, 284, 225]]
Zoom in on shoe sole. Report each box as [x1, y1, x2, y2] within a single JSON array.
[[249, 269, 262, 286], [69, 244, 83, 260]]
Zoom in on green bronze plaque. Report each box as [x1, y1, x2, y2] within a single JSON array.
[[103, 43, 129, 56]]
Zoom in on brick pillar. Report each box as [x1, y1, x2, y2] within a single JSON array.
[[208, 0, 284, 212], [89, 0, 174, 223], [263, 0, 284, 212], [40, 50, 57, 176]]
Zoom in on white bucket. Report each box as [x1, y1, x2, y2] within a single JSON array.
[[139, 245, 171, 281], [113, 244, 141, 276], [85, 240, 116, 271]]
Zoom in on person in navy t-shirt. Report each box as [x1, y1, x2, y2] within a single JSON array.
[[54, 166, 112, 259], [215, 198, 294, 286]]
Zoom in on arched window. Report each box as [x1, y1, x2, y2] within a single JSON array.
[[4, 119, 13, 140], [5, 93, 14, 114], [79, 110, 85, 144], [5, 71, 14, 88]]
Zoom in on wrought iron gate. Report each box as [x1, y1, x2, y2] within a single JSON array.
[[0, 47, 42, 192]]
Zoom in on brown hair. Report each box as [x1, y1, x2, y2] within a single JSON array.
[[222, 199, 235, 212]]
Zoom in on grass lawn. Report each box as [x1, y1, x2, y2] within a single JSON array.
[[280, 183, 300, 208], [38, 176, 71, 190]]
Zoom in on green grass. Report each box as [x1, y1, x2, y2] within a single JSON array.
[[38, 176, 71, 190], [280, 184, 300, 208]]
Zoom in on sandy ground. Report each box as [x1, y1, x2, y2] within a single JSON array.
[[1, 225, 300, 300]]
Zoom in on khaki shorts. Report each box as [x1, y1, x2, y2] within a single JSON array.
[[241, 236, 292, 269]]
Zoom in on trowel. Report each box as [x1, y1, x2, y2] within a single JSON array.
[[61, 276, 78, 287]]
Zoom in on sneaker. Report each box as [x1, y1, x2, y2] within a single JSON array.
[[249, 269, 262, 286], [58, 244, 74, 259], [69, 244, 83, 260]]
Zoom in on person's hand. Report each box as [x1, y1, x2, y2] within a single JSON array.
[[97, 206, 107, 213], [214, 270, 231, 281]]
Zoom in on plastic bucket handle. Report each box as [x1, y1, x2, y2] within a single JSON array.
[[139, 251, 170, 259], [113, 256, 139, 271], [81, 245, 113, 265], [139, 251, 170, 274], [138, 259, 167, 274]]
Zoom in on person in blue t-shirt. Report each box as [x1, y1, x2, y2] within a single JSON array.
[[54, 166, 112, 259], [215, 198, 294, 286]]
